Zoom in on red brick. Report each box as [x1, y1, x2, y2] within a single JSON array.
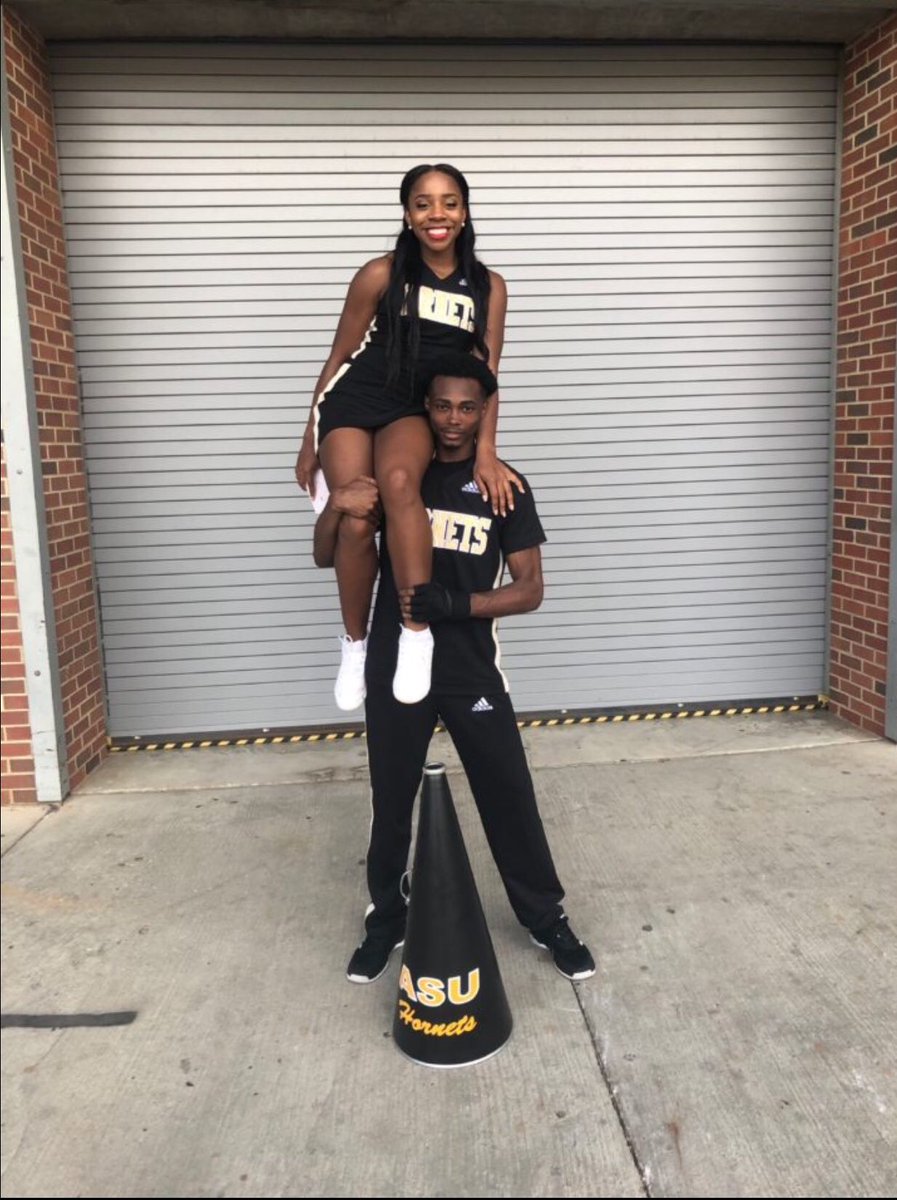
[[832, 9, 896, 735], [2, 7, 107, 799]]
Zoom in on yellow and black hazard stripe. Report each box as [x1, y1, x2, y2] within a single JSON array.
[[108, 694, 829, 752], [109, 729, 366, 752], [515, 695, 829, 729]]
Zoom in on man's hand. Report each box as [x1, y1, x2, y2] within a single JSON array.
[[399, 581, 472, 624], [332, 476, 381, 525]]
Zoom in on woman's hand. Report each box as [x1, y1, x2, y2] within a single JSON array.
[[295, 436, 320, 497], [474, 449, 524, 517]]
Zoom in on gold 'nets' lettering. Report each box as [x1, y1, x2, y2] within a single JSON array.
[[427, 509, 492, 556]]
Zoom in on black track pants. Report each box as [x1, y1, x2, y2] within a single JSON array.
[[363, 682, 565, 935]]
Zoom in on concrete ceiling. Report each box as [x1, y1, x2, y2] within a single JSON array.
[[7, 0, 897, 43]]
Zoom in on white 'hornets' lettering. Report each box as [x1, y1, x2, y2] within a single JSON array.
[[417, 285, 475, 331], [427, 508, 492, 556]]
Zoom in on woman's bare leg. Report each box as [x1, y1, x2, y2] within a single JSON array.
[[374, 416, 434, 631], [319, 427, 377, 641]]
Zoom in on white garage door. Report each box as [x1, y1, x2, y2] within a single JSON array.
[[50, 42, 837, 736]]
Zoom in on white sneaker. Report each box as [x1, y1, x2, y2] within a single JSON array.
[[334, 635, 367, 711], [392, 626, 434, 704]]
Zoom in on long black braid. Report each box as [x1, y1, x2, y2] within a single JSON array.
[[384, 163, 492, 398]]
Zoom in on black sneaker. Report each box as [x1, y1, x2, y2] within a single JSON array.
[[346, 912, 406, 984], [530, 915, 596, 980]]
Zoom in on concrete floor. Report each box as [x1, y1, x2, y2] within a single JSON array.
[[1, 710, 895, 1198]]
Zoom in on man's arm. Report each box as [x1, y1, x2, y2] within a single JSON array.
[[312, 476, 381, 569], [399, 545, 543, 622], [470, 545, 543, 617], [312, 497, 343, 568]]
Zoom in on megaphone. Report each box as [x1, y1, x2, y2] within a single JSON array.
[[392, 762, 513, 1068]]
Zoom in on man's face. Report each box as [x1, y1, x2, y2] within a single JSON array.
[[425, 375, 486, 454]]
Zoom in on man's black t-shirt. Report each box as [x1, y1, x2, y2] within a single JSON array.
[[366, 456, 546, 695]]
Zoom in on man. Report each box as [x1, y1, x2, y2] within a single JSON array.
[[313, 351, 595, 984]]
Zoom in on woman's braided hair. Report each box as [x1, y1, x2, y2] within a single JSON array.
[[384, 163, 491, 397]]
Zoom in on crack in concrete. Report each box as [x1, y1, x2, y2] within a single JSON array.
[[571, 981, 652, 1197], [0, 808, 53, 858]]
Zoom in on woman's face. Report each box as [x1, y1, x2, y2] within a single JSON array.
[[404, 170, 467, 255]]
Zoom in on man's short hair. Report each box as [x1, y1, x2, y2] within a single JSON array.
[[423, 352, 498, 400]]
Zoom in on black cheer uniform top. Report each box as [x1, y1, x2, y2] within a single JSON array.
[[314, 262, 478, 448], [366, 456, 547, 696]]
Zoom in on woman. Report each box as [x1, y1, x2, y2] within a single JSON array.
[[296, 163, 519, 710]]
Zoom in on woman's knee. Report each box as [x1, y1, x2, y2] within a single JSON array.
[[337, 515, 376, 548], [378, 464, 422, 508]]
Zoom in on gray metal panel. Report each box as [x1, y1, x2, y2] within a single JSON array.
[[50, 43, 837, 735]]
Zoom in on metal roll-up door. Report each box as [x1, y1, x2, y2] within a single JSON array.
[[50, 42, 837, 735]]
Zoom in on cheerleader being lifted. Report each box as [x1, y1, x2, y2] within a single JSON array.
[[295, 163, 521, 709]]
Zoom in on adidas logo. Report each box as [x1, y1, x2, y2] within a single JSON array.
[[471, 697, 494, 713], [459, 278, 467, 286], [461, 480, 481, 494]]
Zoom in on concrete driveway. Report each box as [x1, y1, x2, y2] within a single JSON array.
[[1, 710, 895, 1197]]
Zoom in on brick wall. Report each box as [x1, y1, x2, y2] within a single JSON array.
[[1, 7, 106, 802], [830, 14, 897, 737], [1, 439, 37, 804]]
